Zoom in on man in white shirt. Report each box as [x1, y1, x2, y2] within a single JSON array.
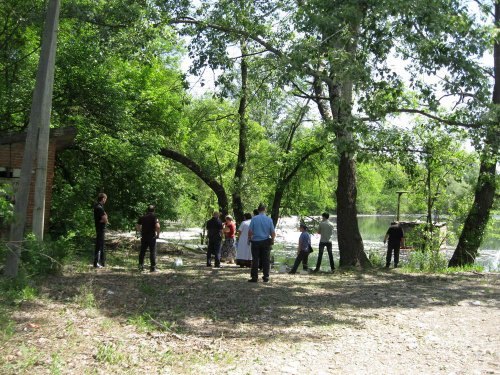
[[313, 212, 335, 272]]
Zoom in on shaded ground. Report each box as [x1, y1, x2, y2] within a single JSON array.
[[0, 247, 499, 374]]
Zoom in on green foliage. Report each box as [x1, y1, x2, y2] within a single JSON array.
[[403, 250, 486, 273], [127, 312, 157, 332], [0, 308, 15, 341], [74, 284, 97, 309], [368, 251, 384, 267], [0, 184, 14, 227], [405, 224, 444, 253], [404, 249, 448, 272], [95, 342, 125, 365], [18, 234, 74, 276], [0, 0, 494, 256]]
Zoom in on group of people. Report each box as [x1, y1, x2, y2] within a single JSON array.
[[93, 193, 405, 278], [205, 208, 339, 281], [206, 203, 276, 282]]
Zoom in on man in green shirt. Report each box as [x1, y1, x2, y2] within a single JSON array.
[[313, 212, 335, 272]]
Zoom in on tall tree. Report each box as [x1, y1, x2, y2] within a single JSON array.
[[449, 1, 500, 266]]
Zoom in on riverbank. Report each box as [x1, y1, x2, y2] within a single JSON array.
[[0, 246, 498, 374]]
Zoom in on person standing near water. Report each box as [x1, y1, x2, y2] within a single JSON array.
[[384, 221, 404, 268], [314, 212, 335, 272], [289, 223, 312, 274]]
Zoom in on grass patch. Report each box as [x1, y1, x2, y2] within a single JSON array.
[[127, 312, 157, 332], [17, 345, 41, 371], [138, 281, 155, 296], [0, 308, 15, 341], [127, 312, 183, 333], [95, 342, 125, 365], [368, 251, 384, 267], [402, 250, 448, 273], [49, 352, 64, 375], [444, 264, 485, 273], [74, 284, 97, 309]]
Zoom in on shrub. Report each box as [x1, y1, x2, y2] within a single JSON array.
[[19, 233, 75, 276]]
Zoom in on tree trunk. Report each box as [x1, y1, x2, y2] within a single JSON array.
[[270, 145, 325, 227], [448, 2, 500, 267], [270, 188, 284, 228], [4, 0, 60, 277], [448, 150, 498, 266], [336, 152, 369, 267], [159, 148, 229, 216], [231, 39, 248, 224]]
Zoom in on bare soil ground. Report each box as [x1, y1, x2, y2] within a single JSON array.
[[1, 248, 499, 375]]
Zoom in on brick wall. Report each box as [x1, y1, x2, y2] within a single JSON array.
[[0, 140, 57, 232]]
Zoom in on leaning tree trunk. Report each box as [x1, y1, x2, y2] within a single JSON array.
[[231, 39, 248, 224], [269, 145, 325, 227], [159, 148, 229, 216], [448, 149, 498, 266], [448, 2, 500, 267]]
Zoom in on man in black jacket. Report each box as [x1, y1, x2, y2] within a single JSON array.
[[206, 211, 223, 267], [93, 193, 108, 268], [137, 205, 160, 272], [384, 221, 404, 268]]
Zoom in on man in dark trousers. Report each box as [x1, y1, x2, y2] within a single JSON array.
[[93, 193, 108, 268], [384, 221, 404, 268], [206, 211, 223, 267], [136, 205, 160, 272], [248, 203, 276, 282], [314, 212, 335, 272]]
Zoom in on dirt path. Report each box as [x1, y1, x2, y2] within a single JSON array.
[[1, 250, 498, 374]]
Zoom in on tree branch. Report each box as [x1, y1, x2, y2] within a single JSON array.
[[362, 109, 482, 129]]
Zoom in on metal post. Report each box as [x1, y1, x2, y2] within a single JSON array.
[[396, 191, 408, 222]]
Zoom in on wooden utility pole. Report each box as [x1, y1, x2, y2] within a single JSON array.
[[4, 0, 60, 276]]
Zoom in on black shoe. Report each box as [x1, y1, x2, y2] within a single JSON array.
[[207, 264, 212, 267], [312, 269, 319, 273], [263, 278, 269, 283], [394, 264, 398, 268], [248, 278, 258, 282], [288, 271, 296, 274], [150, 267, 157, 272]]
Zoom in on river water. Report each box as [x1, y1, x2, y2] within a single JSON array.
[[274, 215, 499, 272], [161, 215, 500, 272]]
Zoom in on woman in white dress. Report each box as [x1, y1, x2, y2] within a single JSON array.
[[236, 213, 253, 267]]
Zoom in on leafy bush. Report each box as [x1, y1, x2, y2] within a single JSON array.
[[368, 251, 384, 267], [404, 249, 448, 272], [405, 224, 444, 252], [18, 233, 75, 277]]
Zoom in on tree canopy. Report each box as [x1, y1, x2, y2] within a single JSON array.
[[0, 0, 497, 269]]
